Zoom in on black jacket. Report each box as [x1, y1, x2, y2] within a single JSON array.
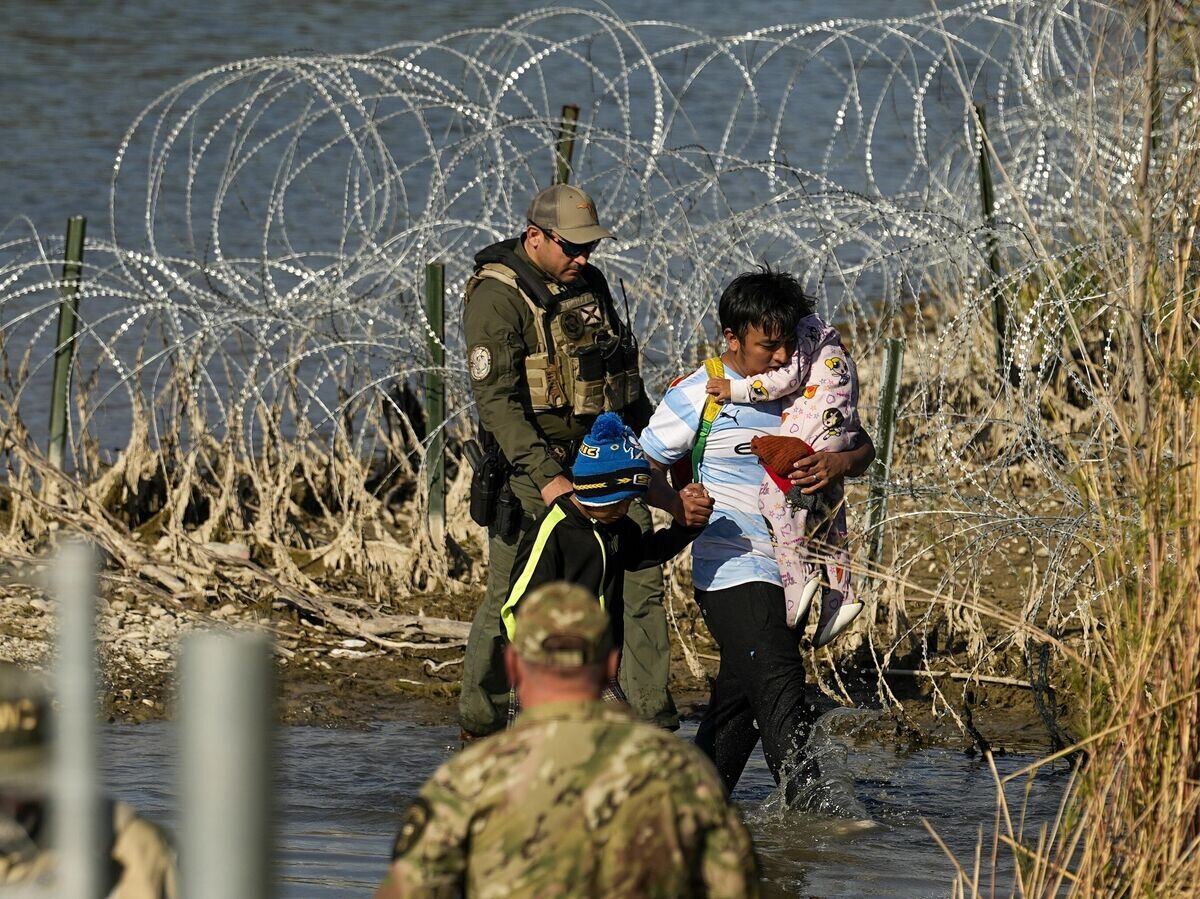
[[501, 495, 699, 644]]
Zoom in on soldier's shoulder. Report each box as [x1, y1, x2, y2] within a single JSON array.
[[111, 801, 179, 897], [618, 721, 731, 795], [112, 800, 172, 848], [436, 727, 530, 782]]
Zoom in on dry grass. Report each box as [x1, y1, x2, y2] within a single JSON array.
[[927, 2, 1200, 894]]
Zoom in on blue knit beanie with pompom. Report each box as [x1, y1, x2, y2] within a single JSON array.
[[571, 412, 651, 506]]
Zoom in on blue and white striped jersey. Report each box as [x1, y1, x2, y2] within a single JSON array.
[[640, 364, 783, 592]]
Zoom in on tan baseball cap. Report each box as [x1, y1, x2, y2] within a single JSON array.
[[525, 185, 613, 243], [512, 581, 613, 668]]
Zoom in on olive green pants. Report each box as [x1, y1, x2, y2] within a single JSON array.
[[458, 474, 678, 735]]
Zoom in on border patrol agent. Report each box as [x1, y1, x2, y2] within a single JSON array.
[[375, 582, 761, 899], [461, 184, 677, 737], [0, 662, 179, 898]]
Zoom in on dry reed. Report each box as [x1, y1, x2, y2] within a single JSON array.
[[931, 1, 1200, 893]]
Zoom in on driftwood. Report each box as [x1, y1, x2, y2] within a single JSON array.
[[2, 469, 473, 654], [279, 598, 470, 643], [256, 569, 471, 646], [424, 657, 464, 674], [885, 668, 1040, 689], [360, 635, 467, 651], [352, 614, 470, 640]]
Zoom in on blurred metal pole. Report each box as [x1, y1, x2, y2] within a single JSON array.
[[866, 338, 905, 585], [181, 631, 274, 899], [49, 215, 86, 473], [553, 104, 580, 185], [52, 538, 104, 899], [425, 262, 446, 544]]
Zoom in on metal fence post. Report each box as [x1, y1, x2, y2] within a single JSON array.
[[975, 104, 1007, 378], [52, 538, 104, 899], [866, 338, 905, 583], [49, 215, 86, 473], [181, 631, 274, 899], [424, 262, 446, 543], [554, 104, 580, 185]]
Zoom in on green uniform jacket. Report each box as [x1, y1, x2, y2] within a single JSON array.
[[379, 701, 760, 899], [464, 241, 653, 500]]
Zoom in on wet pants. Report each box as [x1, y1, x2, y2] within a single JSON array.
[[458, 473, 677, 735], [694, 581, 817, 797]]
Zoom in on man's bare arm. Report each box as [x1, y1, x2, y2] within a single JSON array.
[[647, 460, 714, 527]]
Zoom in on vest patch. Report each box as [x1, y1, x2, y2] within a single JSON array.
[[469, 345, 492, 381], [579, 303, 603, 325], [560, 310, 585, 339]]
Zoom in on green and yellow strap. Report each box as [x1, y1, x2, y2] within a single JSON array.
[[690, 356, 725, 482]]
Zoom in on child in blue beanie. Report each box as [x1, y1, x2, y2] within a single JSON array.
[[500, 412, 710, 715]]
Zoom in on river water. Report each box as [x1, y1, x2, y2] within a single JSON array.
[[4, 0, 936, 229], [103, 712, 1065, 897]]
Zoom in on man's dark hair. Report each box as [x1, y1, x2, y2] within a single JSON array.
[[718, 267, 814, 341]]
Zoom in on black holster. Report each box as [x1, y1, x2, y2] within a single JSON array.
[[466, 431, 509, 530], [493, 482, 523, 540]]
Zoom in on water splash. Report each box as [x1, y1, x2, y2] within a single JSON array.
[[751, 708, 876, 825]]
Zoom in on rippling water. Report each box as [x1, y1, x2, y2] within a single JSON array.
[[103, 712, 1065, 898]]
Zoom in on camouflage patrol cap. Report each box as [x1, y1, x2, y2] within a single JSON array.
[[513, 581, 613, 667], [526, 184, 613, 243], [0, 662, 48, 791]]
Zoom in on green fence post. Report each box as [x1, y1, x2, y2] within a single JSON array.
[[425, 262, 446, 542], [975, 103, 1007, 378], [866, 337, 905, 585], [49, 215, 86, 472], [554, 104, 580, 185]]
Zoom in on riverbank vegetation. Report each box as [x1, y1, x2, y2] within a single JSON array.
[[932, 2, 1200, 894]]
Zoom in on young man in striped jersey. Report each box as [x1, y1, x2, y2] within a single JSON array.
[[638, 268, 876, 803]]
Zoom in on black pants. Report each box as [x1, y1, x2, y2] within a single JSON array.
[[694, 581, 817, 800]]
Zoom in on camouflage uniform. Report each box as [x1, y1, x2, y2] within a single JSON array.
[[378, 583, 759, 899], [0, 662, 179, 898], [460, 186, 675, 735], [0, 800, 179, 899]]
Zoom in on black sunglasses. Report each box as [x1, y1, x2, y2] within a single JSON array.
[[539, 228, 600, 259]]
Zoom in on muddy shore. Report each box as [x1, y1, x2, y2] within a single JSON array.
[[0, 559, 1058, 754]]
